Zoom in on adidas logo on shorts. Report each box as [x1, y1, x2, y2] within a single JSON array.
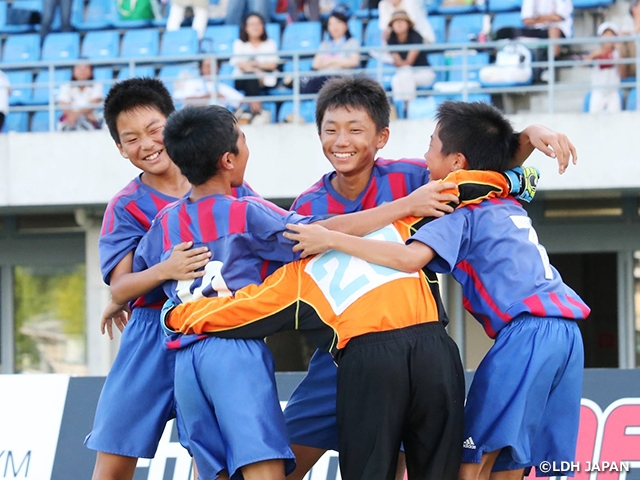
[[463, 437, 476, 449]]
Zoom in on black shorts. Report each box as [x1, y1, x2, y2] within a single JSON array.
[[336, 322, 465, 480]]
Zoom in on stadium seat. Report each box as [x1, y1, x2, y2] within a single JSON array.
[[3, 33, 41, 63], [364, 20, 382, 48], [266, 59, 313, 96], [2, 112, 30, 133], [491, 11, 524, 33], [266, 22, 281, 49], [447, 13, 485, 43], [627, 88, 637, 111], [31, 110, 62, 132], [121, 28, 160, 58], [393, 98, 406, 119], [429, 15, 447, 44], [348, 18, 364, 45], [270, 0, 289, 22], [81, 30, 120, 60], [158, 64, 199, 95], [573, 0, 613, 9], [41, 32, 80, 62], [72, 0, 115, 30], [94, 67, 114, 91], [281, 21, 321, 53], [406, 96, 439, 119], [277, 100, 316, 123], [366, 58, 396, 91], [424, 0, 442, 13], [448, 52, 490, 82], [30, 69, 72, 105], [488, 0, 522, 12], [160, 28, 199, 57], [427, 53, 447, 82], [6, 71, 34, 105], [0, 1, 35, 33], [116, 66, 156, 80], [217, 62, 236, 88], [201, 25, 239, 56]]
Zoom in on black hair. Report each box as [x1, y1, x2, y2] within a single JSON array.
[[315, 75, 390, 133], [103, 77, 175, 143], [435, 101, 519, 172], [163, 105, 239, 186], [240, 13, 268, 42], [326, 11, 352, 40]]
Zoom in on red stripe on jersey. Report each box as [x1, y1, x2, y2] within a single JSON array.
[[327, 195, 345, 214], [550, 292, 574, 318], [464, 296, 496, 338], [523, 294, 548, 317], [161, 214, 172, 252], [101, 207, 114, 236], [229, 200, 248, 234], [295, 202, 312, 215], [125, 201, 151, 231], [178, 203, 192, 243], [458, 260, 511, 322], [566, 295, 591, 318], [260, 260, 270, 280], [388, 172, 408, 200], [198, 198, 218, 242], [361, 179, 379, 210]]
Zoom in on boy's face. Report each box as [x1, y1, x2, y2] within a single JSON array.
[[116, 106, 173, 176], [230, 127, 249, 187], [424, 125, 460, 181], [319, 106, 389, 178]]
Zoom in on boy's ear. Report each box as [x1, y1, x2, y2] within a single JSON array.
[[219, 152, 234, 171], [452, 153, 468, 171], [375, 127, 390, 149]]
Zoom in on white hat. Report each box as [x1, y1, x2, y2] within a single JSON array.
[[597, 21, 619, 36]]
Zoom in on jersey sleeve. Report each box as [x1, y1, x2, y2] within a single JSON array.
[[131, 223, 165, 274], [99, 200, 148, 284], [408, 210, 470, 274]]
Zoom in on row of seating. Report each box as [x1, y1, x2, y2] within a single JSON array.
[[0, 12, 532, 65], [0, 0, 613, 35]]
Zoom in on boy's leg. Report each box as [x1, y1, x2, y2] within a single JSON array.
[[458, 452, 525, 480], [91, 453, 137, 480], [242, 459, 285, 480]]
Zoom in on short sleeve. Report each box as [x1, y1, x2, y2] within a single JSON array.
[[229, 39, 245, 65], [258, 39, 279, 65], [521, 0, 534, 19], [555, 0, 573, 19], [407, 210, 469, 274], [57, 83, 71, 104], [132, 224, 164, 274]]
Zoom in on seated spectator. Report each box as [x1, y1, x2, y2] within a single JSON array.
[[379, 0, 435, 44], [0, 69, 9, 131], [226, 0, 270, 25], [173, 58, 245, 110], [298, 9, 361, 94], [230, 13, 279, 117], [164, 0, 209, 39], [619, 0, 639, 80], [387, 10, 435, 102], [57, 62, 103, 131], [585, 22, 622, 113], [520, 0, 573, 59]]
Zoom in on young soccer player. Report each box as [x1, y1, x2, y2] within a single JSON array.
[[278, 75, 578, 480], [284, 101, 589, 480], [132, 104, 458, 480], [85, 78, 256, 480]]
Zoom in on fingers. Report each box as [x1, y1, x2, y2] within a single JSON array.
[[114, 316, 127, 333], [172, 241, 194, 252], [283, 231, 296, 241], [184, 248, 211, 259]]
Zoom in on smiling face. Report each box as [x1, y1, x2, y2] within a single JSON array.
[[327, 15, 349, 40], [116, 106, 174, 176], [245, 14, 265, 41], [319, 106, 389, 177]]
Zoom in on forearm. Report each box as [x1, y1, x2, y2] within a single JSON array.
[[318, 197, 412, 236], [109, 266, 166, 305]]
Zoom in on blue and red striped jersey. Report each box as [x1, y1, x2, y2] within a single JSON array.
[[292, 158, 430, 214], [133, 195, 314, 312], [410, 197, 590, 338], [99, 175, 257, 310]]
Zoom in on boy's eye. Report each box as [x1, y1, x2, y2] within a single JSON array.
[[324, 129, 336, 134], [125, 138, 137, 144]]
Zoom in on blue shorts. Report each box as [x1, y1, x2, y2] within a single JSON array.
[[85, 307, 188, 458], [283, 349, 339, 451], [463, 315, 584, 477], [175, 336, 296, 480]]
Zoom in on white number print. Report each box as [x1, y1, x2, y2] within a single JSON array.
[[510, 215, 553, 280], [175, 260, 231, 304]]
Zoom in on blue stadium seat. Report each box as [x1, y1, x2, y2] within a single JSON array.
[[277, 100, 316, 123], [366, 58, 396, 91], [429, 15, 447, 44], [30, 69, 72, 105], [217, 62, 236, 88], [573, 0, 613, 9], [6, 71, 34, 105], [448, 52, 490, 82], [94, 67, 114, 91], [81, 30, 120, 60], [281, 21, 321, 53], [2, 112, 30, 133], [121, 28, 160, 58], [488, 0, 522, 12], [3, 33, 41, 63], [72, 0, 115, 29], [364, 20, 382, 48], [31, 110, 62, 132], [158, 64, 199, 95], [393, 98, 406, 119], [627, 88, 637, 110], [424, 0, 442, 13], [447, 13, 485, 43], [267, 59, 313, 95], [201, 25, 239, 56], [491, 11, 523, 33], [266, 22, 281, 50], [160, 28, 199, 57], [41, 32, 80, 61], [407, 96, 439, 119], [427, 53, 447, 82], [0, 1, 35, 33], [348, 18, 364, 45], [116, 66, 156, 80]]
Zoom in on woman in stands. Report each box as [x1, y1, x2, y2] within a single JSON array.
[[57, 61, 103, 131], [298, 7, 361, 94], [230, 12, 280, 123]]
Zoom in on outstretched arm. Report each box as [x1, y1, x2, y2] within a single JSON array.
[[514, 125, 578, 174]]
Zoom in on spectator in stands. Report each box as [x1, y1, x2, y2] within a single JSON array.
[[57, 62, 104, 131], [619, 0, 640, 80], [173, 58, 245, 110], [585, 22, 622, 113], [0, 70, 9, 132], [164, 0, 209, 39], [40, 0, 73, 44], [298, 8, 360, 94], [230, 12, 279, 118], [287, 0, 321, 21], [378, 0, 435, 44], [387, 10, 435, 103], [226, 0, 270, 25], [521, 0, 573, 59]]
